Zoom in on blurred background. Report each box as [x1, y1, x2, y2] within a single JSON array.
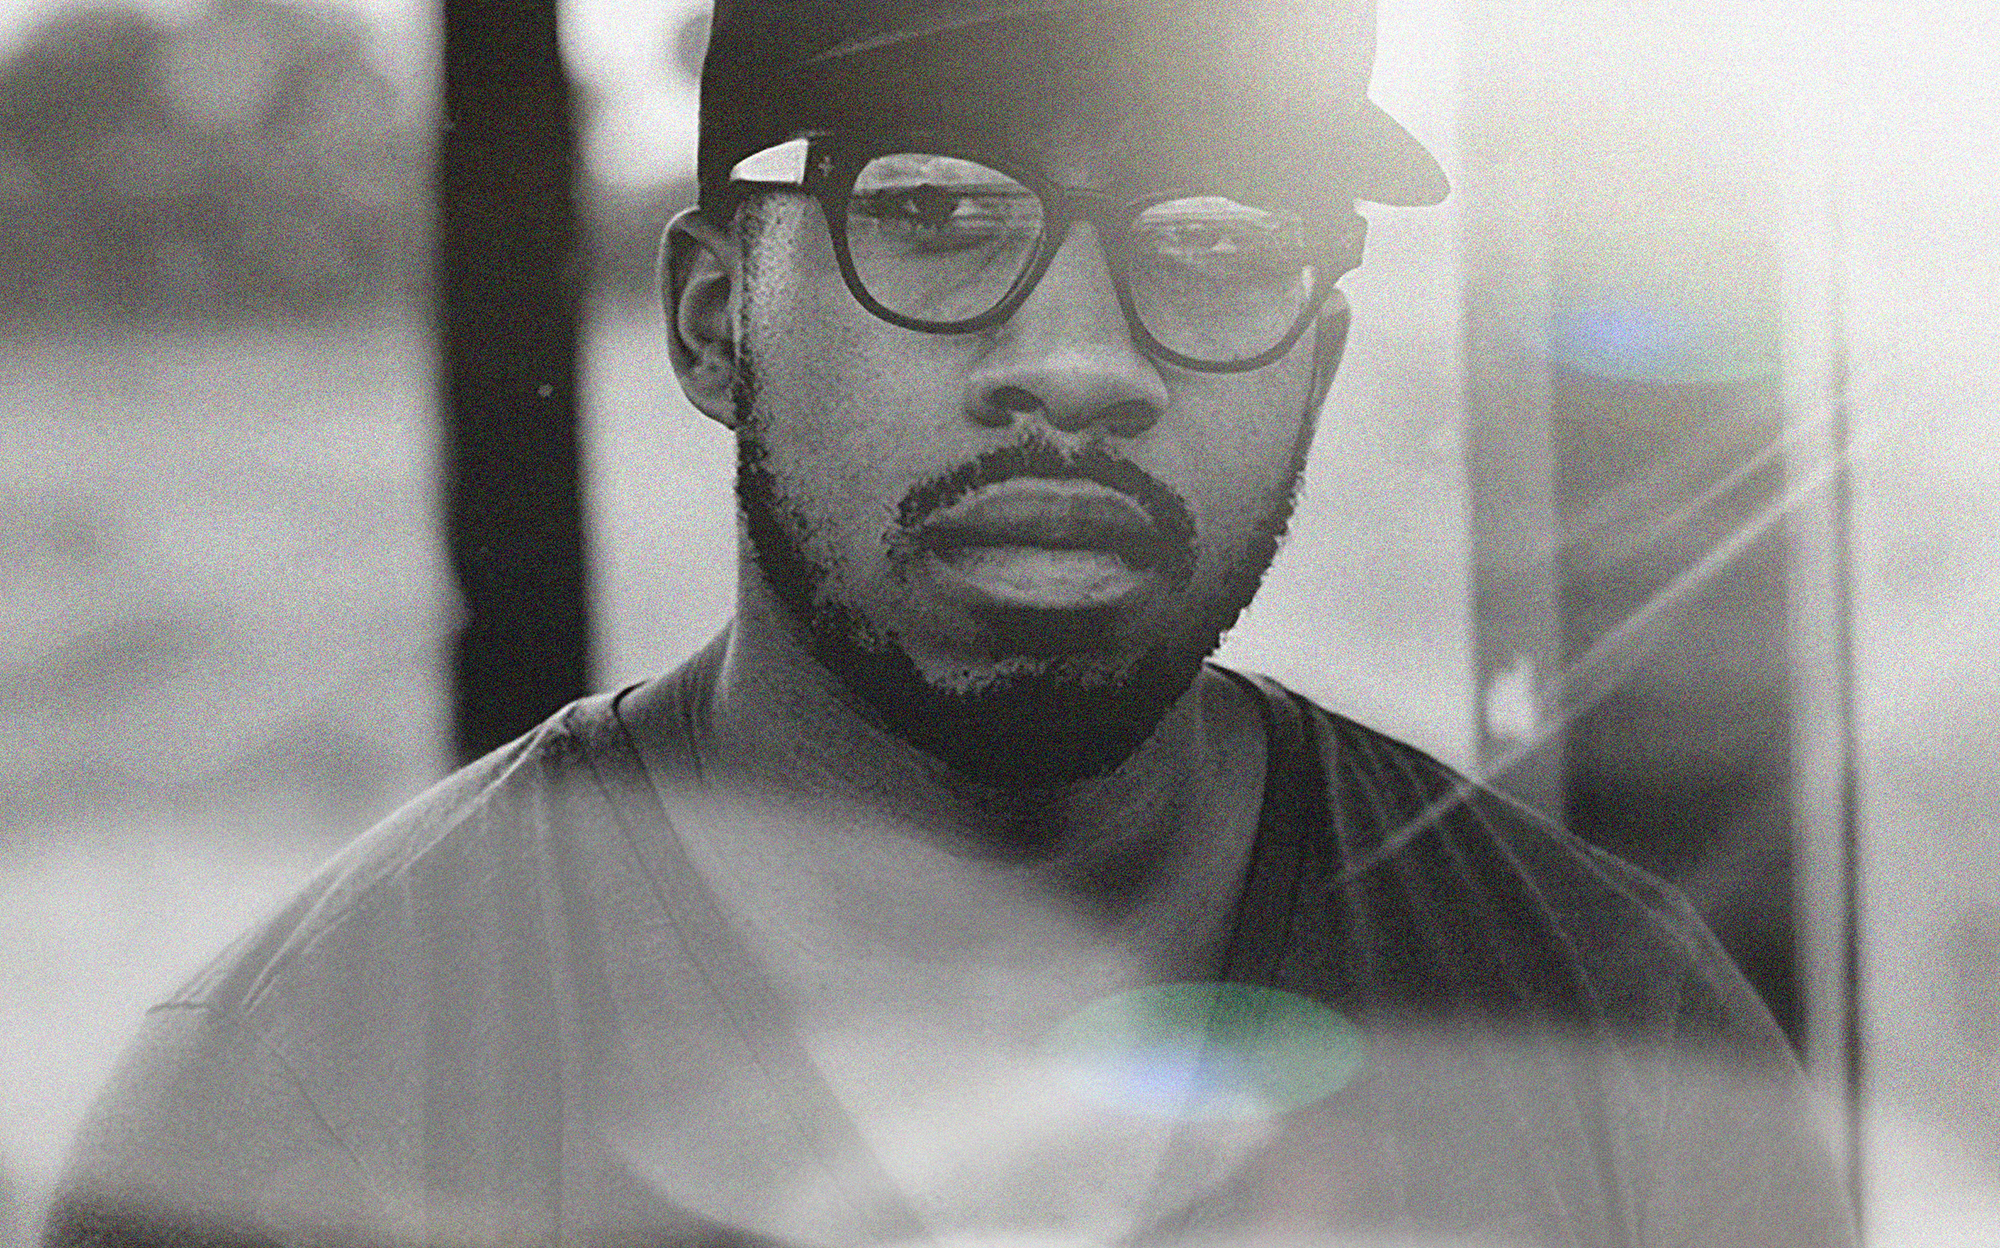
[[0, 0, 1993, 1244]]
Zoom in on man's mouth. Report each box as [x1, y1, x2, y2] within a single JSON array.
[[916, 480, 1167, 611]]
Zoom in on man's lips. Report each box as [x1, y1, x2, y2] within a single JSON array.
[[917, 480, 1164, 567], [913, 480, 1166, 612]]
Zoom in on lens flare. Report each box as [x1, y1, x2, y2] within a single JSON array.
[[1043, 982, 1365, 1121], [1546, 224, 1782, 384], [1549, 294, 1780, 384]]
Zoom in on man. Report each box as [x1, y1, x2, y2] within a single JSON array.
[[51, 1, 1853, 1246]]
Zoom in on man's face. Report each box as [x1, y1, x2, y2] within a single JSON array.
[[727, 131, 1336, 786]]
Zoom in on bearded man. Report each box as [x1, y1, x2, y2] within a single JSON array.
[[50, 2, 1854, 1247]]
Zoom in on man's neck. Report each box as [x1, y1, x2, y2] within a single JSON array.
[[621, 570, 1269, 989]]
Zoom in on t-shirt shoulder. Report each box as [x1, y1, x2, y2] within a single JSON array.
[[1245, 671, 1795, 1063], [163, 691, 632, 1021]]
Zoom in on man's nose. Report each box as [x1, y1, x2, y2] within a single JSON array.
[[962, 224, 1168, 439]]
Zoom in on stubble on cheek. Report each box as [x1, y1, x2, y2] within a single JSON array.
[[735, 200, 982, 675], [1166, 357, 1319, 610]]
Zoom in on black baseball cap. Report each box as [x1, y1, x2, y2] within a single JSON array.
[[696, 0, 1450, 210]]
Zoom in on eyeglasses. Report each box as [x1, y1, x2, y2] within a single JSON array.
[[723, 137, 1365, 373]]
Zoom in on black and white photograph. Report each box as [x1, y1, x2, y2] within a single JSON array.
[[0, 0, 1993, 1245]]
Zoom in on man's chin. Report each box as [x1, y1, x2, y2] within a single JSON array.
[[830, 637, 1215, 790], [734, 426, 1272, 789]]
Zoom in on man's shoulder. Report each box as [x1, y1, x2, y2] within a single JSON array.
[[1227, 668, 1789, 1053], [170, 689, 647, 1019], [51, 687, 707, 1248]]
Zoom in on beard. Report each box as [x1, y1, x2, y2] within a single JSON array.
[[732, 358, 1307, 790]]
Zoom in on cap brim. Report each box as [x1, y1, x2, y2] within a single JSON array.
[[1350, 100, 1450, 207]]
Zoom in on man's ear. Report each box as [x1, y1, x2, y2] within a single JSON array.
[[1305, 290, 1352, 416], [661, 206, 742, 429]]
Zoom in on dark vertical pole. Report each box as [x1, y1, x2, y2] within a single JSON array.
[[1827, 229, 1866, 1230], [1460, 0, 1807, 1048], [1460, 0, 1566, 823], [439, 0, 590, 763], [1787, 185, 1863, 1221]]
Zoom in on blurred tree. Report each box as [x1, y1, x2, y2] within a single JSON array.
[[0, 0, 428, 323]]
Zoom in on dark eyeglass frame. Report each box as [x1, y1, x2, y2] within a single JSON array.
[[719, 134, 1366, 374]]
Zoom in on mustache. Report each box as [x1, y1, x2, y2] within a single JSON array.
[[895, 437, 1199, 582]]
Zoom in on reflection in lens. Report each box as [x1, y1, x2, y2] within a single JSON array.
[[846, 154, 1043, 323], [1126, 197, 1317, 364]]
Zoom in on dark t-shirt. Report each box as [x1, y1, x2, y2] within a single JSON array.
[[49, 666, 1854, 1248]]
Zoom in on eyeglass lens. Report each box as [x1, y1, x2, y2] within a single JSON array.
[[844, 153, 1323, 366]]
